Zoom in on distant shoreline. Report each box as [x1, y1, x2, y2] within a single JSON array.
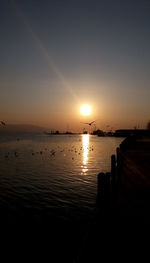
[[0, 128, 150, 138]]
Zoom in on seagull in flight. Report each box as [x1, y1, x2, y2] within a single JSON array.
[[1, 121, 6, 125], [80, 120, 96, 126]]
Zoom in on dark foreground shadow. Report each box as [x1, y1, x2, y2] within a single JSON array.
[[0, 217, 81, 262], [78, 214, 150, 263], [0, 215, 149, 263], [0, 206, 150, 263]]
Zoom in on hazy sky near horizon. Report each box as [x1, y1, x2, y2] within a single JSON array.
[[0, 0, 150, 131]]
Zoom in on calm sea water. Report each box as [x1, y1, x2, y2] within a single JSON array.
[[0, 134, 123, 225]]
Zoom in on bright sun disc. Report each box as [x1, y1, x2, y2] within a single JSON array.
[[80, 104, 92, 116]]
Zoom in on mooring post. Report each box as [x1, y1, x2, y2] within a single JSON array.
[[97, 172, 107, 215], [111, 154, 116, 197], [116, 147, 120, 180], [111, 155, 116, 181]]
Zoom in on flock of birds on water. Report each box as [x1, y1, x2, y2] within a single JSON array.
[[1, 120, 95, 161], [2, 140, 94, 161]]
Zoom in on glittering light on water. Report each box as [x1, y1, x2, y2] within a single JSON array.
[[81, 134, 89, 174]]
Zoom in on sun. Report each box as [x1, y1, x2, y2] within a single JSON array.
[[80, 104, 92, 116]]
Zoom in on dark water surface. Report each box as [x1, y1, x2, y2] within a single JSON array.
[[0, 134, 123, 261]]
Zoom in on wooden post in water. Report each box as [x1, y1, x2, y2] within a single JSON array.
[[97, 172, 111, 216], [111, 154, 116, 206], [111, 154, 116, 185], [116, 147, 120, 180], [97, 172, 107, 216], [106, 172, 111, 209], [97, 173, 105, 205]]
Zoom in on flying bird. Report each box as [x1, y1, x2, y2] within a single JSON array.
[[80, 120, 96, 126], [1, 121, 6, 125]]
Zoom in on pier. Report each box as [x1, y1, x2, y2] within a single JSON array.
[[97, 135, 150, 219], [79, 135, 150, 262], [81, 135, 150, 262]]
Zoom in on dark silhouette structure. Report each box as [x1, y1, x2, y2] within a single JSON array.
[[96, 134, 150, 218], [114, 129, 150, 137], [92, 129, 105, 136], [78, 135, 150, 263], [147, 120, 150, 130]]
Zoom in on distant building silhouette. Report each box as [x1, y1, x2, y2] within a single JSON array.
[[114, 129, 150, 137], [92, 129, 105, 136], [146, 121, 150, 130]]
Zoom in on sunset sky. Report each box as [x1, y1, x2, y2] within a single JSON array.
[[0, 0, 150, 132]]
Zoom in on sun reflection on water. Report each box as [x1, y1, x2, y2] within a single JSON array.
[[81, 134, 89, 174]]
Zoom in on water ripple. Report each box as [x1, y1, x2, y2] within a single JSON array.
[[0, 134, 123, 223]]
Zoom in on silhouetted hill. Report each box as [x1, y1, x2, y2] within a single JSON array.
[[0, 124, 45, 134]]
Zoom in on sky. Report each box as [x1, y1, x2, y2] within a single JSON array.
[[0, 0, 150, 132]]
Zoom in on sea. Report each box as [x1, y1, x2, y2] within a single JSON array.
[[0, 133, 124, 261]]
